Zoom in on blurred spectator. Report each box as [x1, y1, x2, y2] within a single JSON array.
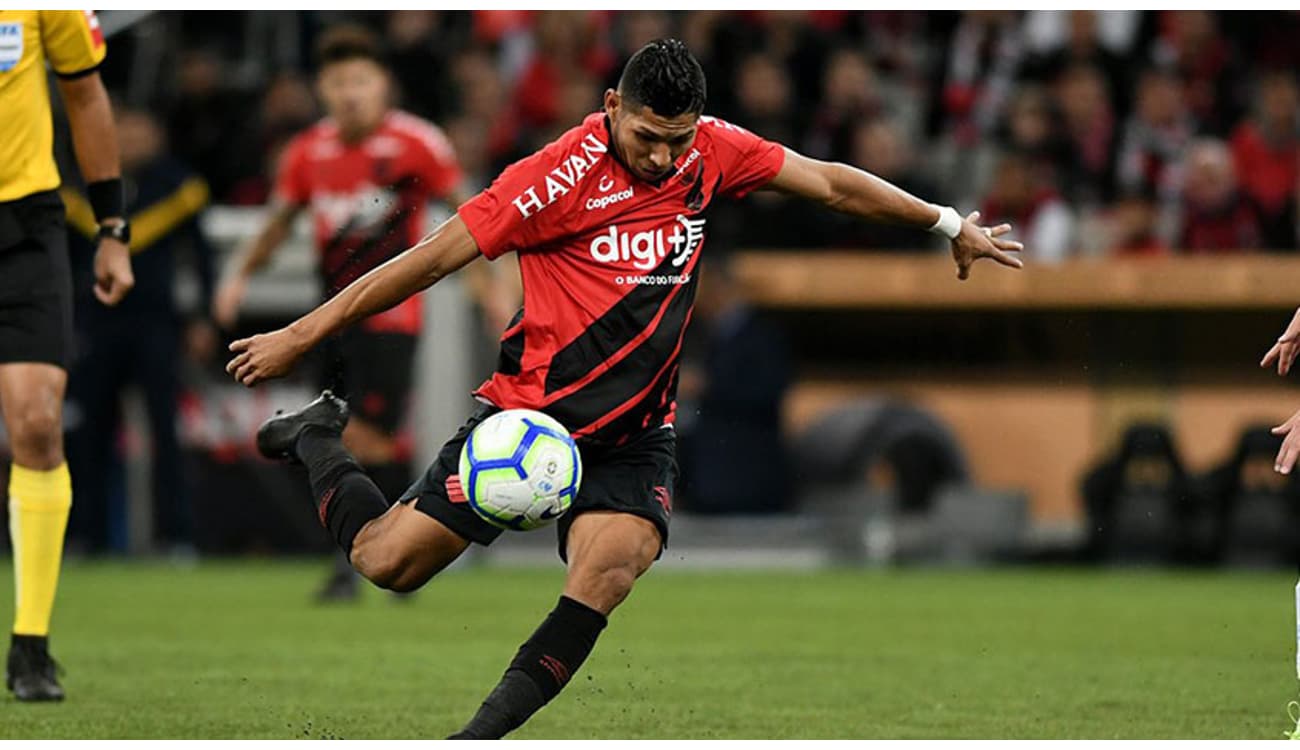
[[384, 10, 460, 122], [1229, 72, 1299, 249], [998, 86, 1068, 182], [510, 11, 614, 134], [451, 48, 518, 166], [1116, 67, 1194, 200], [1178, 138, 1264, 253], [678, 254, 792, 515], [980, 151, 1076, 263], [803, 48, 882, 162], [828, 120, 941, 251], [63, 104, 217, 554], [1148, 10, 1245, 135], [731, 54, 799, 146], [1020, 11, 1132, 116], [1106, 189, 1168, 256], [164, 48, 252, 200], [934, 11, 1024, 146], [1055, 64, 1119, 206]]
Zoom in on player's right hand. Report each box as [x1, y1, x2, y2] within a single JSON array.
[[226, 327, 308, 386], [213, 276, 247, 331], [1261, 306, 1300, 376]]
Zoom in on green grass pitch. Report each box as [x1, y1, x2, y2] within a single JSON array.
[[0, 560, 1294, 739]]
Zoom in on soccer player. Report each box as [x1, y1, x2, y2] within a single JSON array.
[[0, 9, 135, 701], [212, 25, 464, 599], [226, 40, 1022, 737]]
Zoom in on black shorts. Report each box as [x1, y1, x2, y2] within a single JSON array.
[[399, 402, 677, 562], [315, 328, 416, 435], [0, 191, 73, 368]]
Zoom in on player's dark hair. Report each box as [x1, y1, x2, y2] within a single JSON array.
[[617, 39, 706, 117], [314, 24, 387, 71]]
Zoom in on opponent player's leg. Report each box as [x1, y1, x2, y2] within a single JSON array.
[[2, 362, 72, 702], [451, 429, 675, 739]]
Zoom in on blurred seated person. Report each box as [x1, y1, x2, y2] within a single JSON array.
[[1106, 188, 1169, 256], [1179, 138, 1264, 253], [677, 254, 792, 515], [1229, 71, 1298, 250], [826, 119, 943, 251], [62, 103, 216, 554], [979, 151, 1076, 263]]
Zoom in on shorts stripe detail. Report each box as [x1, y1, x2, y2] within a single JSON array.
[[445, 474, 467, 504]]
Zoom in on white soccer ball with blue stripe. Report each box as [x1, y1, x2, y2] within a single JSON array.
[[458, 409, 581, 531]]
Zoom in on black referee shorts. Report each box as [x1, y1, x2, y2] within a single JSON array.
[[0, 190, 73, 368], [398, 401, 677, 562]]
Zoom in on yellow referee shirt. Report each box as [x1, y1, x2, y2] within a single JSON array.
[[0, 10, 106, 203]]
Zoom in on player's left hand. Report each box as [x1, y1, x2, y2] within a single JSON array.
[[1271, 407, 1300, 474], [950, 211, 1024, 281], [93, 237, 134, 306], [226, 327, 308, 386]]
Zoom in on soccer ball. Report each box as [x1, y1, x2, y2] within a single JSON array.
[[458, 409, 581, 531]]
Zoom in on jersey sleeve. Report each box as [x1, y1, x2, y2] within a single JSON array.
[[706, 117, 787, 200], [410, 123, 464, 200], [457, 143, 569, 260], [39, 10, 106, 78], [272, 135, 311, 207]]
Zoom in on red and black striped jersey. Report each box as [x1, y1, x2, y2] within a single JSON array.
[[458, 112, 785, 446], [276, 111, 461, 334]]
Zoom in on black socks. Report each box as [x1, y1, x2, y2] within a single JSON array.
[[450, 596, 608, 739], [295, 427, 388, 555]]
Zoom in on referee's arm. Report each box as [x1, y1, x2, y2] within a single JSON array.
[[57, 72, 134, 305]]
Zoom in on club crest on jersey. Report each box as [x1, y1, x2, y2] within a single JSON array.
[[589, 215, 706, 270], [512, 133, 608, 219], [0, 23, 23, 73]]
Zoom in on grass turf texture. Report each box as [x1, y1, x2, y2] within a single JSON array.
[[0, 561, 1293, 739]]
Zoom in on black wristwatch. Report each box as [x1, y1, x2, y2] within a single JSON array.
[[97, 220, 131, 245]]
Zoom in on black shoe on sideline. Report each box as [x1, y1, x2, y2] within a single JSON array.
[[256, 390, 350, 463], [6, 634, 64, 702]]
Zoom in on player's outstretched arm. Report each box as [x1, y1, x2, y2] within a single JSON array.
[[226, 215, 480, 386], [58, 72, 134, 305], [213, 199, 301, 330], [767, 149, 1024, 280]]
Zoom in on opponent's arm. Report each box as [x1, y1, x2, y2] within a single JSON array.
[[227, 215, 480, 386], [767, 149, 1024, 280], [212, 199, 301, 329], [57, 72, 134, 305]]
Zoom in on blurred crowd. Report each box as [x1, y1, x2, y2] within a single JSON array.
[[93, 10, 1300, 259]]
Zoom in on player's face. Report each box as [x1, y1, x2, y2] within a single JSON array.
[[604, 90, 698, 183], [317, 58, 390, 138]]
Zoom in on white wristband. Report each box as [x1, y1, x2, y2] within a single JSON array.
[[927, 205, 962, 240]]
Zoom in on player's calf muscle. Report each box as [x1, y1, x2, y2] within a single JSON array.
[[349, 504, 467, 590]]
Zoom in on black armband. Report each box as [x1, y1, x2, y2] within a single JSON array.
[[86, 178, 125, 223]]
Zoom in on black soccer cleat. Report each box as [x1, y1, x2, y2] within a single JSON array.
[[6, 634, 64, 702], [256, 390, 349, 463]]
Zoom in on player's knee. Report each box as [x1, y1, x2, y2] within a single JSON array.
[[8, 400, 63, 466], [350, 534, 443, 593], [351, 537, 411, 590]]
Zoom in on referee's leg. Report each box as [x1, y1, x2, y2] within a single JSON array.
[[2, 362, 73, 701]]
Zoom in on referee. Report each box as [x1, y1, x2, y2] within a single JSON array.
[[1, 10, 134, 702]]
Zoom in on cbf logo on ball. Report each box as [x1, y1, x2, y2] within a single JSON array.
[[589, 214, 705, 270], [458, 409, 582, 531]]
